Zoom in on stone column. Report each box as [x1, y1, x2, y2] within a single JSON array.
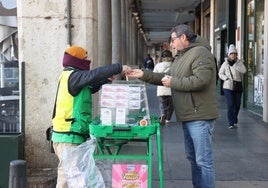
[[132, 17, 138, 66], [130, 15, 135, 65], [112, 0, 121, 65], [125, 0, 129, 65], [126, 6, 132, 66], [98, 0, 111, 66], [263, 0, 268, 122], [121, 0, 127, 65], [138, 32, 144, 68], [17, 0, 98, 170]]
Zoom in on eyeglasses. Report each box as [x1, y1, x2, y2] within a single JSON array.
[[170, 36, 181, 43]]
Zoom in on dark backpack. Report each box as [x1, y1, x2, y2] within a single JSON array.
[[146, 59, 154, 70]]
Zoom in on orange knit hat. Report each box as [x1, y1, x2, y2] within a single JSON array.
[[65, 46, 87, 60]]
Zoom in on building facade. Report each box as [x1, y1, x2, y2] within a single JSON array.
[[0, 0, 268, 186], [211, 0, 268, 122]]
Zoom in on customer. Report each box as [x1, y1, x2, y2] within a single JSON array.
[[218, 44, 246, 129], [153, 50, 174, 125], [51, 45, 130, 188], [126, 24, 218, 188]]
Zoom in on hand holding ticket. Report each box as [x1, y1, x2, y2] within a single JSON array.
[[161, 75, 171, 87]]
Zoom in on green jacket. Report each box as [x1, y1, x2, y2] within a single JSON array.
[[141, 36, 218, 122]]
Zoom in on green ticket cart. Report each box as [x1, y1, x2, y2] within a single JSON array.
[[89, 116, 163, 188], [91, 81, 164, 187]]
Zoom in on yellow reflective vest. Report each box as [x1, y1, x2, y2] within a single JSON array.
[[52, 70, 92, 144]]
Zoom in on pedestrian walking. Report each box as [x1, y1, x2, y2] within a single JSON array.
[[153, 50, 174, 125], [143, 54, 154, 71], [218, 44, 247, 129]]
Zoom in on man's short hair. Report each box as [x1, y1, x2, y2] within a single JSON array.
[[170, 24, 196, 41]]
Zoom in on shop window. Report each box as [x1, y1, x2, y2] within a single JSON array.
[[245, 0, 264, 114], [0, 58, 19, 133]]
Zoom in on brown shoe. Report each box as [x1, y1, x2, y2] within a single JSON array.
[[160, 115, 166, 126]]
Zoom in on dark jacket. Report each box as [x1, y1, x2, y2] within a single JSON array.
[[52, 63, 122, 144], [143, 57, 154, 70], [68, 64, 122, 96]]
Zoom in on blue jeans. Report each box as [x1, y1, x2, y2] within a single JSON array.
[[182, 120, 216, 188], [223, 89, 242, 125]]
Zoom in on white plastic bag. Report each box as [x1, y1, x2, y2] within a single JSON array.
[[62, 137, 105, 188]]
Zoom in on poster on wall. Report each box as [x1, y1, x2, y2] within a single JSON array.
[[254, 75, 264, 107]]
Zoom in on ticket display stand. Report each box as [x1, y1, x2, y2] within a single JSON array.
[[89, 81, 163, 188]]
